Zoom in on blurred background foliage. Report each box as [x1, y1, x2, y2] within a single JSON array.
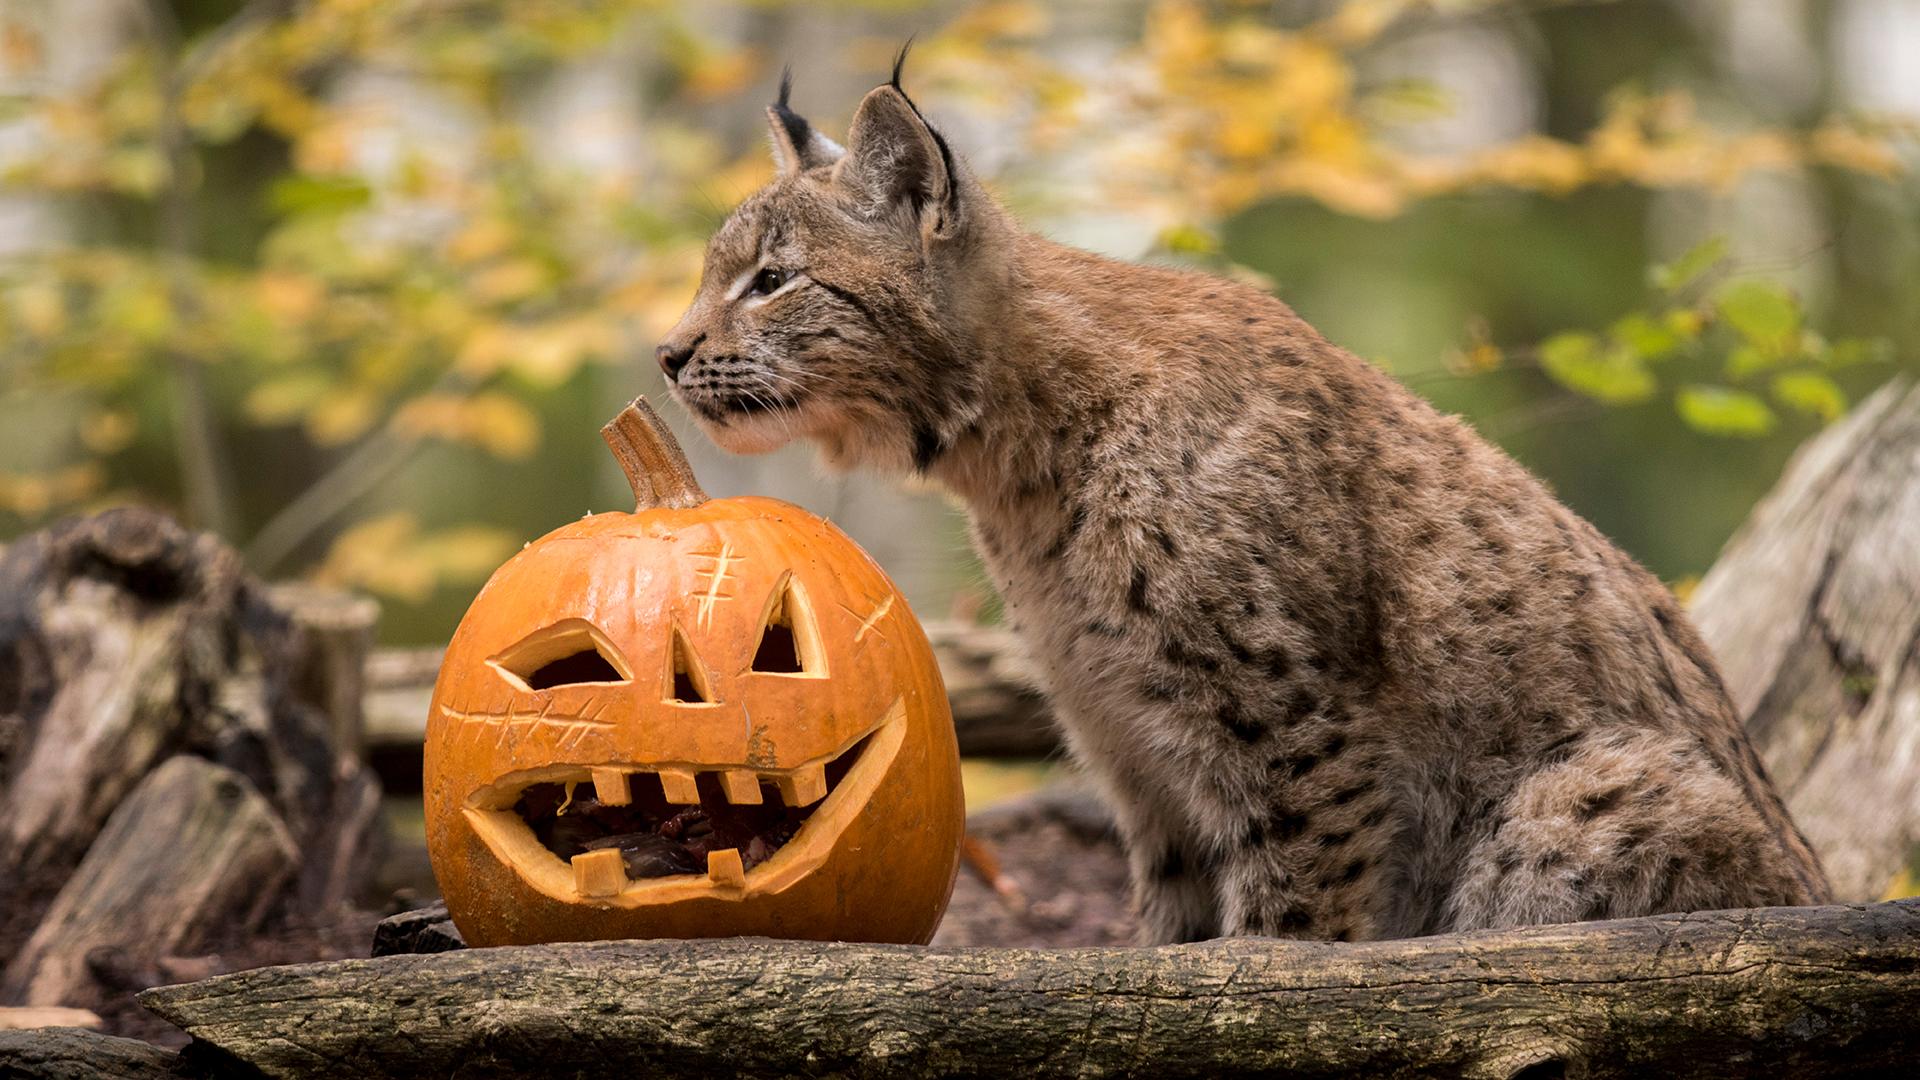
[[0, 0, 1915, 642]]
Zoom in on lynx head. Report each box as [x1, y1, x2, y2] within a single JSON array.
[[657, 56, 1010, 473]]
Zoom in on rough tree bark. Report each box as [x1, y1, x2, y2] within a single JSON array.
[[1693, 377, 1920, 901], [143, 899, 1920, 1079], [3, 757, 296, 1007], [0, 508, 381, 1005], [0, 1027, 184, 1080]]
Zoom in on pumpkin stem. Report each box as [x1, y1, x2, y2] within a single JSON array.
[[601, 397, 710, 510]]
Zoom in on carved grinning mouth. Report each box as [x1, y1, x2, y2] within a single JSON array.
[[463, 699, 906, 905]]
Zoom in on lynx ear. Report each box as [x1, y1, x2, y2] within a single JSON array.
[[767, 69, 844, 175], [834, 63, 958, 233]]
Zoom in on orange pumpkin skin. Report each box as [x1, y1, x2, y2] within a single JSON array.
[[424, 494, 963, 947]]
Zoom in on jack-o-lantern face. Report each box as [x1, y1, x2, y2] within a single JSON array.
[[424, 400, 963, 946]]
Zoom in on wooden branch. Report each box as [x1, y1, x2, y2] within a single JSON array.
[[1693, 377, 1920, 900], [142, 900, 1920, 1079], [3, 757, 295, 1007]]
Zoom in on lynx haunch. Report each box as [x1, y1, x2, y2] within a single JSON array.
[[654, 61, 1831, 943]]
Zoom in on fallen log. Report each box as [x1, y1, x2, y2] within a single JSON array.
[[2, 757, 296, 1007], [142, 899, 1920, 1079], [0, 1027, 184, 1080], [1692, 377, 1920, 900]]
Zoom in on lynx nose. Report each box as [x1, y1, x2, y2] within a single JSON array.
[[656, 334, 702, 381]]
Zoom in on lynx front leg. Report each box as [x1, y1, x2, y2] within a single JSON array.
[[1125, 830, 1221, 944], [1213, 847, 1358, 940]]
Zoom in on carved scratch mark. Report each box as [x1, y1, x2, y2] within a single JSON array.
[[838, 594, 896, 644], [441, 704, 615, 747], [691, 542, 739, 630]]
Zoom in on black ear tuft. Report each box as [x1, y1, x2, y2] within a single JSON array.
[[771, 65, 811, 150], [890, 37, 915, 94], [882, 36, 958, 224]]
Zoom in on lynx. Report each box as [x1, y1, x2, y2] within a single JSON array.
[[654, 61, 1831, 943]]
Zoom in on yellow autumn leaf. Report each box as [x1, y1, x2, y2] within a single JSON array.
[[307, 388, 379, 445], [470, 258, 551, 304], [255, 270, 326, 322], [455, 321, 517, 379], [683, 48, 759, 101], [1468, 135, 1589, 194], [1811, 124, 1904, 178], [246, 373, 333, 424], [2, 21, 45, 73], [465, 393, 541, 458], [79, 410, 137, 454], [446, 218, 515, 265], [512, 316, 617, 387], [391, 391, 540, 459], [314, 513, 435, 602], [313, 512, 516, 602], [13, 281, 67, 337]]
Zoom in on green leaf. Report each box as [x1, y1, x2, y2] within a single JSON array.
[[1724, 343, 1780, 380], [1823, 338, 1893, 368], [1713, 280, 1800, 352], [1157, 223, 1219, 256], [1538, 331, 1655, 404], [1676, 384, 1777, 437], [1770, 371, 1847, 422], [1609, 312, 1679, 361], [1650, 236, 1728, 293], [269, 175, 374, 218]]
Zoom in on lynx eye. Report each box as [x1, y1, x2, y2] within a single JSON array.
[[748, 267, 790, 296]]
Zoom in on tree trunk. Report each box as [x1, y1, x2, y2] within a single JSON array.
[[142, 899, 1920, 1080], [2, 757, 296, 1008], [1692, 377, 1920, 900]]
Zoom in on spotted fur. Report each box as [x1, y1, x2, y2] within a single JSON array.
[[656, 71, 1831, 942]]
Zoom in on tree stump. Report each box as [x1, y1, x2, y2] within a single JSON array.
[[1693, 377, 1920, 900], [2, 757, 296, 1007], [0, 507, 382, 1008]]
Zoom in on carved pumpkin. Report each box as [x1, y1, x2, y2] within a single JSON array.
[[424, 399, 963, 946]]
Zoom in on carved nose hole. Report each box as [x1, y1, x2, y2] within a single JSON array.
[[669, 625, 714, 703], [751, 574, 820, 675], [753, 625, 801, 673]]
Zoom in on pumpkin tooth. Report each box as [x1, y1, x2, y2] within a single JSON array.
[[571, 848, 628, 897], [706, 847, 746, 888], [775, 762, 828, 808], [719, 770, 763, 805], [658, 768, 701, 805], [589, 768, 632, 806]]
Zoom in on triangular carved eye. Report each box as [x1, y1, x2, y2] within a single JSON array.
[[668, 624, 715, 703], [491, 620, 631, 691], [751, 573, 824, 676]]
